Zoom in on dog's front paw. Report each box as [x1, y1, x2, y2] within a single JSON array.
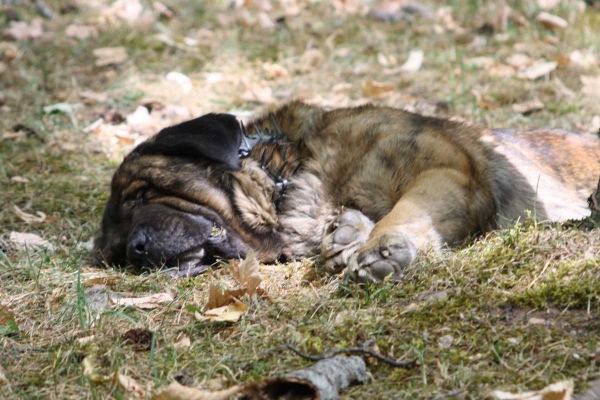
[[344, 232, 417, 282], [321, 209, 374, 273]]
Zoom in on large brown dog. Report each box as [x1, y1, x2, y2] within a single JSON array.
[[94, 101, 600, 281]]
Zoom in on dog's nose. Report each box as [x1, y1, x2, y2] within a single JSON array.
[[127, 232, 148, 260]]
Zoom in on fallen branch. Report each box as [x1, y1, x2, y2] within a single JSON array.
[[284, 343, 414, 368], [153, 355, 367, 400], [250, 355, 367, 400], [271, 342, 415, 369]]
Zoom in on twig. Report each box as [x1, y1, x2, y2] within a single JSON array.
[[433, 389, 466, 399], [271, 343, 415, 369], [33, 0, 55, 19]]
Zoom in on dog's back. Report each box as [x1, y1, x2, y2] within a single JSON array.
[[490, 128, 600, 226]]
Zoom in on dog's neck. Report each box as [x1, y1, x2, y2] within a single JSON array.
[[237, 116, 304, 210]]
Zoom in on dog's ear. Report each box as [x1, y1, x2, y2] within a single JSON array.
[[138, 113, 242, 169]]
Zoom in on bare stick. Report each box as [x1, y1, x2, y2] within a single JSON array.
[[269, 343, 415, 369]]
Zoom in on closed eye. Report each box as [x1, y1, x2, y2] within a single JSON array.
[[136, 188, 149, 205], [122, 187, 151, 211]]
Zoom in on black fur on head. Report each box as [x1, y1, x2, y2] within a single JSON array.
[[94, 112, 249, 274], [136, 113, 243, 170]]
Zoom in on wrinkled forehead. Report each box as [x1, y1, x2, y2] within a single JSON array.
[[111, 153, 183, 197], [110, 152, 235, 221]]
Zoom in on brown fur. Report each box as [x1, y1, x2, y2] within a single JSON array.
[[94, 101, 600, 280]]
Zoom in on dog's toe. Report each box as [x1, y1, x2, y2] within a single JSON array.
[[344, 232, 417, 282], [321, 209, 374, 273]]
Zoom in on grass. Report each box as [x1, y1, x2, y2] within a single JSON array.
[[1, 0, 600, 398]]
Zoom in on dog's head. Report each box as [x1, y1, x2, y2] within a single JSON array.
[[94, 113, 282, 274]]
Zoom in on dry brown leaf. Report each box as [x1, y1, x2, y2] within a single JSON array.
[[436, 6, 464, 33], [79, 90, 109, 104], [4, 19, 44, 41], [65, 24, 98, 40], [506, 53, 533, 70], [200, 252, 265, 323], [362, 80, 395, 97], [85, 286, 111, 316], [376, 53, 391, 67], [512, 99, 545, 115], [262, 62, 290, 79], [569, 50, 597, 69], [537, 11, 568, 31], [0, 305, 15, 327], [528, 317, 546, 325], [496, 3, 511, 32], [152, 380, 242, 400], [465, 57, 496, 69], [166, 71, 193, 94], [91, 122, 144, 147], [10, 176, 29, 184], [161, 104, 191, 120], [204, 299, 247, 317], [205, 283, 245, 310], [554, 53, 571, 67], [173, 336, 191, 349], [400, 302, 420, 314], [517, 61, 557, 80], [76, 335, 96, 346], [332, 0, 368, 15], [281, 0, 301, 16], [399, 50, 424, 73], [368, 1, 433, 22], [241, 80, 274, 104], [82, 355, 111, 383], [492, 379, 573, 399], [196, 298, 249, 323], [153, 2, 174, 19], [236, 8, 256, 28], [45, 287, 67, 309], [580, 75, 600, 97], [467, 35, 487, 51], [258, 12, 275, 31], [103, 0, 144, 23], [111, 293, 174, 309], [0, 42, 18, 60], [82, 272, 123, 287], [489, 63, 516, 78], [230, 250, 262, 295], [12, 205, 46, 223], [57, 142, 78, 153], [117, 373, 148, 398], [438, 334, 454, 349], [93, 46, 129, 67], [538, 0, 561, 10], [9, 232, 55, 251], [126, 105, 157, 134], [300, 48, 325, 67], [0, 127, 9, 145], [332, 83, 352, 93]]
